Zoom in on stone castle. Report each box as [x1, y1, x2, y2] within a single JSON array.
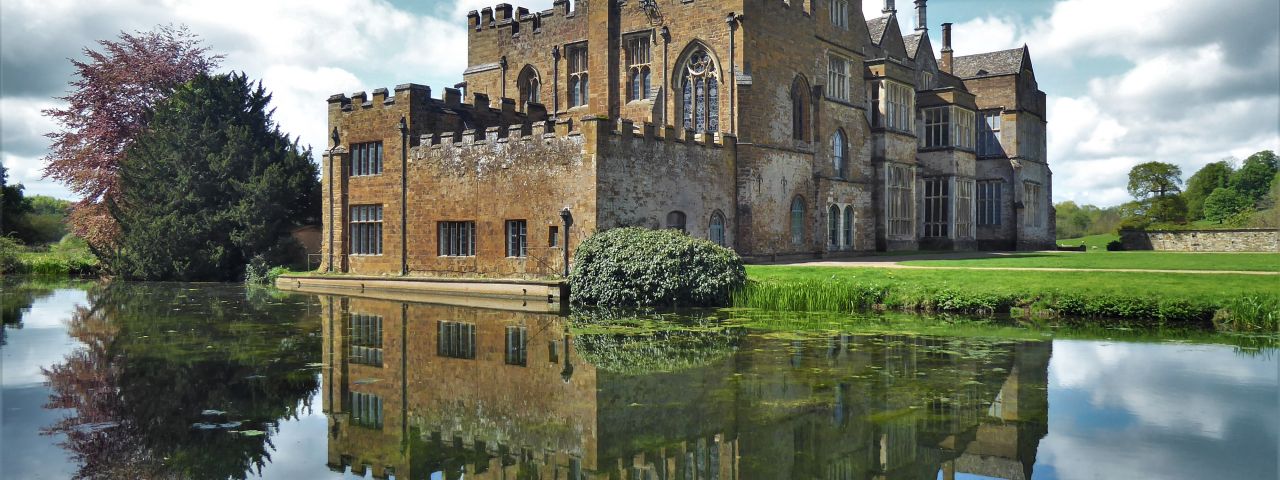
[[320, 0, 1053, 277]]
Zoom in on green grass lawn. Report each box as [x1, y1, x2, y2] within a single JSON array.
[[1056, 233, 1119, 251], [898, 251, 1280, 272], [747, 265, 1277, 300]]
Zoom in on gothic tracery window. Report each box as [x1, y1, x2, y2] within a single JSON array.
[[681, 47, 719, 133], [517, 65, 540, 110], [567, 43, 588, 108]]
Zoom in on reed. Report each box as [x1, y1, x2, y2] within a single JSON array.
[[733, 277, 1278, 332]]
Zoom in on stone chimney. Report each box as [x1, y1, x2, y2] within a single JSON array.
[[915, 0, 927, 31], [883, 0, 896, 14], [941, 22, 954, 73]]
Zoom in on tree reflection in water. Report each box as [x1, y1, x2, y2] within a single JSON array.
[[40, 283, 322, 480]]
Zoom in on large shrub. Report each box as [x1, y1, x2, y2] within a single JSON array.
[[570, 227, 746, 307]]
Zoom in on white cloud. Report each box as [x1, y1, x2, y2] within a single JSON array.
[[1014, 0, 1278, 206], [1042, 340, 1279, 480], [0, 0, 475, 198], [3, 0, 1277, 207]]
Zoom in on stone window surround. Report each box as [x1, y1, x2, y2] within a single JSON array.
[[505, 219, 528, 258], [826, 203, 855, 249], [830, 0, 849, 29], [827, 54, 851, 102], [566, 42, 588, 108], [349, 204, 383, 256], [976, 179, 1003, 226], [624, 31, 654, 102], [709, 210, 727, 246]]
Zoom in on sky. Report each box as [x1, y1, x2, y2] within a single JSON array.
[[1, 0, 1277, 207]]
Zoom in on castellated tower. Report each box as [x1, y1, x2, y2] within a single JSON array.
[[319, 0, 1052, 277]]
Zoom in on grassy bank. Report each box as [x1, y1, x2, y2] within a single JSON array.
[[0, 236, 100, 276], [899, 251, 1280, 271], [737, 266, 1279, 332]]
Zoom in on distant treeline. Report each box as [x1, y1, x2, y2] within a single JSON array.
[[1056, 150, 1278, 239]]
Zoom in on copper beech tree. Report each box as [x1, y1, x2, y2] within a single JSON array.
[[42, 25, 222, 253]]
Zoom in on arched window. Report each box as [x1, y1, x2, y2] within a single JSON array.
[[666, 211, 687, 233], [843, 206, 854, 247], [709, 211, 726, 246], [679, 45, 719, 133], [832, 129, 847, 179], [790, 196, 806, 246], [791, 77, 810, 141], [828, 205, 840, 247], [517, 65, 540, 110], [626, 35, 653, 101]]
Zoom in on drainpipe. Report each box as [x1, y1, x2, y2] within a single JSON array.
[[660, 27, 670, 125], [552, 46, 561, 116], [560, 207, 573, 277], [328, 127, 339, 272], [398, 116, 408, 276], [499, 56, 508, 98], [726, 13, 738, 136]]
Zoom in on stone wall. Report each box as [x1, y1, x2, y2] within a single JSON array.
[[594, 119, 738, 246], [1120, 229, 1280, 252]]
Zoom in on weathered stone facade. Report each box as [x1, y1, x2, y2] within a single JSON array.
[[1120, 229, 1280, 253], [321, 0, 1054, 276]]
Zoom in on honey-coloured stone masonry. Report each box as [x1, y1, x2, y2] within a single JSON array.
[[320, 0, 1055, 277]]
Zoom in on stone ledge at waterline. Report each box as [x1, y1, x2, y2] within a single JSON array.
[[1120, 228, 1279, 252], [275, 274, 567, 312]]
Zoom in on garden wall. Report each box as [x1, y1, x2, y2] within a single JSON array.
[[1119, 229, 1279, 252]]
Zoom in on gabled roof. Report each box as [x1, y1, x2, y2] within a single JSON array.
[[866, 15, 891, 45], [902, 33, 923, 59], [952, 47, 1028, 78]]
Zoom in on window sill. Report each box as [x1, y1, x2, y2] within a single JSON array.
[[349, 254, 383, 257], [349, 174, 384, 178], [439, 255, 476, 258]]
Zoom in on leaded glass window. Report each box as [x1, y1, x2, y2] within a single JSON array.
[[681, 47, 719, 133]]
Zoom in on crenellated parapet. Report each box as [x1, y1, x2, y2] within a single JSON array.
[[327, 83, 552, 146], [466, 0, 586, 36]]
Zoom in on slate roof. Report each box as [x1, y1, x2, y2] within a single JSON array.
[[866, 15, 891, 45], [902, 33, 922, 59], [951, 47, 1027, 78]]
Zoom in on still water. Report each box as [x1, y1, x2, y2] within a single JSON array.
[[2, 279, 1276, 480]]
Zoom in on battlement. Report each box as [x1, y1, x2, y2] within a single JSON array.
[[328, 83, 550, 140], [466, 0, 585, 35], [417, 114, 734, 152]]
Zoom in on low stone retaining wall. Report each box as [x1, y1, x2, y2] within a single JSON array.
[[1119, 228, 1279, 252]]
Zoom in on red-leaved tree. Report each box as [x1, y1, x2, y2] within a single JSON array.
[[42, 25, 221, 252]]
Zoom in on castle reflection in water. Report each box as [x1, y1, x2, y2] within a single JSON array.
[[319, 296, 1049, 480]]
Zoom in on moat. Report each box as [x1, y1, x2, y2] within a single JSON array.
[[2, 279, 1276, 479]]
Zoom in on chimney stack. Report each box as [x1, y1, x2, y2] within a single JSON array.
[[883, 0, 896, 14], [915, 0, 927, 31], [941, 22, 954, 73]]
